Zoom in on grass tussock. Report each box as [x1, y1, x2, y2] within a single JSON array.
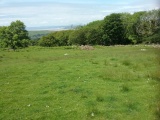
[[121, 84, 130, 92], [96, 95, 105, 102], [122, 59, 132, 66]]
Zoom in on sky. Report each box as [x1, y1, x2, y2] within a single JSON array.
[[0, 0, 159, 27]]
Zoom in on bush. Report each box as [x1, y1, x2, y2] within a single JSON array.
[[39, 35, 58, 47]]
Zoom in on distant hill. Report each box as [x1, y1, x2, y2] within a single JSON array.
[[27, 25, 76, 31], [28, 31, 52, 40], [28, 25, 77, 40]]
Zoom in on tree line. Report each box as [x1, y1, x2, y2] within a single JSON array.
[[39, 9, 160, 47], [0, 9, 160, 49]]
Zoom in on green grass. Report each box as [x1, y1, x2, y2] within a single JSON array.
[[0, 45, 159, 120]]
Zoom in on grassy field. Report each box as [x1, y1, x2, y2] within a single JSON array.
[[0, 45, 159, 120]]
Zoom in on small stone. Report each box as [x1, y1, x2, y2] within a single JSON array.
[[64, 53, 68, 56], [91, 112, 94, 117], [140, 49, 146, 51], [27, 104, 31, 107]]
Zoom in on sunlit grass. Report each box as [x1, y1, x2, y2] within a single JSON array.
[[0, 45, 159, 120]]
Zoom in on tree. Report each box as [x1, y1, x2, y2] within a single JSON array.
[[0, 26, 8, 48], [84, 20, 104, 45], [84, 28, 102, 45], [102, 13, 126, 45], [120, 13, 135, 44], [0, 20, 30, 49], [134, 9, 160, 43], [9, 20, 29, 49], [130, 11, 146, 43], [39, 34, 58, 47], [68, 28, 87, 45], [52, 30, 72, 46]]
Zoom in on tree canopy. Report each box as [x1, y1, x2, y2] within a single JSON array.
[[103, 13, 127, 45], [0, 20, 30, 49]]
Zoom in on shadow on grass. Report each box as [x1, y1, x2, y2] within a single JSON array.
[[96, 95, 105, 102], [122, 60, 132, 66], [125, 101, 139, 113]]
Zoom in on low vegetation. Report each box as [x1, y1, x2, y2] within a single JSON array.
[[0, 45, 159, 119]]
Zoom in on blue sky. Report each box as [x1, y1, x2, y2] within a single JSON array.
[[0, 0, 159, 27]]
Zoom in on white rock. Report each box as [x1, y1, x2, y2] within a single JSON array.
[[91, 112, 94, 116], [140, 49, 146, 51], [64, 53, 68, 56], [27, 104, 31, 107]]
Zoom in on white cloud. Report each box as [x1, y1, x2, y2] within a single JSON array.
[[0, 0, 159, 27]]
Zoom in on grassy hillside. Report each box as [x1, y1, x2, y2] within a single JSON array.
[[28, 31, 52, 40], [0, 45, 159, 120]]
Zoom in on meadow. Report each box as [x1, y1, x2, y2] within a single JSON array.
[[0, 45, 159, 120]]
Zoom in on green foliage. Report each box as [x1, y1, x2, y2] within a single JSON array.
[[86, 20, 103, 29], [0, 26, 8, 48], [36, 9, 159, 46], [103, 13, 129, 45], [53, 30, 72, 46], [38, 30, 73, 47], [1, 9, 159, 48], [28, 31, 51, 46], [85, 28, 103, 45], [69, 28, 87, 45], [128, 9, 160, 44], [0, 20, 30, 49], [39, 34, 58, 47], [37, 20, 104, 46]]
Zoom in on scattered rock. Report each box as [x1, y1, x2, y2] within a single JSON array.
[[91, 112, 94, 117], [80, 45, 94, 50], [27, 104, 31, 107], [64, 53, 68, 56], [140, 49, 146, 51]]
